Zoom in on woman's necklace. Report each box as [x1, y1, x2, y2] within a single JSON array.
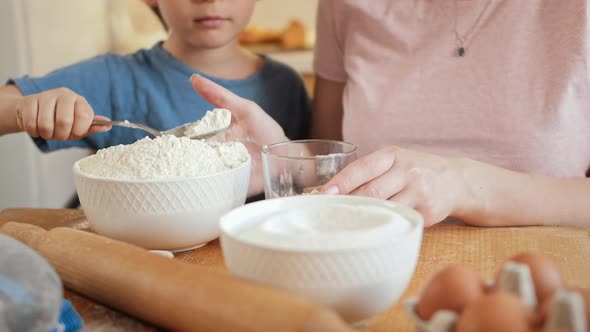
[[453, 0, 493, 57]]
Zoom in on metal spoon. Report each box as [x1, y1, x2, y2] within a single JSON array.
[[91, 120, 228, 139]]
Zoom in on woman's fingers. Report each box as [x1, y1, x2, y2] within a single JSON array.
[[350, 163, 406, 199], [389, 168, 443, 227], [321, 148, 396, 195], [319, 144, 458, 227], [388, 169, 422, 209]]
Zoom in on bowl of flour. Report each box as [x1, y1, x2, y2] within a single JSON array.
[[219, 195, 424, 323], [73, 135, 251, 252]]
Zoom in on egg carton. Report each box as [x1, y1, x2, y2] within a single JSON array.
[[404, 262, 588, 332]]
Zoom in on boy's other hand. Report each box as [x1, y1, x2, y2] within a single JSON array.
[[15, 87, 111, 141], [190, 73, 288, 196], [189, 73, 287, 146]]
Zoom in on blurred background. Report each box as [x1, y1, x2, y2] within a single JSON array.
[[0, 0, 317, 209]]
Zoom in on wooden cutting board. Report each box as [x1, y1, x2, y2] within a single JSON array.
[[1, 208, 589, 331]]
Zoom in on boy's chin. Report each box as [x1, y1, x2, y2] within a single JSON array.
[[188, 34, 236, 50]]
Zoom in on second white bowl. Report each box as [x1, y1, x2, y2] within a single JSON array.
[[220, 195, 423, 323]]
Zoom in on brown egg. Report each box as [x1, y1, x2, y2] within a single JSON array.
[[496, 253, 563, 304], [415, 265, 485, 321], [456, 292, 536, 332]]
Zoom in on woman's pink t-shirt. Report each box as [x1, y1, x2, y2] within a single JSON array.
[[314, 0, 590, 177]]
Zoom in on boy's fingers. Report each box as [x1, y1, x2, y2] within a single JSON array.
[[190, 73, 253, 115], [36, 95, 57, 139], [20, 97, 40, 137], [85, 115, 112, 136], [70, 97, 94, 138], [54, 94, 77, 141], [93, 115, 111, 122], [15, 107, 23, 130]]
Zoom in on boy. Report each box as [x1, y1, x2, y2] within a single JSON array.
[[0, 0, 309, 157]]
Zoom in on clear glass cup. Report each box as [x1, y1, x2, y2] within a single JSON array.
[[261, 140, 357, 199]]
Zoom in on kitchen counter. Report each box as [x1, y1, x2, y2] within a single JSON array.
[[1, 208, 589, 331]]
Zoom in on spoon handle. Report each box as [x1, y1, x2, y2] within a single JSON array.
[[91, 120, 162, 137]]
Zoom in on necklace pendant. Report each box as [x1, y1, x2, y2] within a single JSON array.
[[458, 47, 466, 57]]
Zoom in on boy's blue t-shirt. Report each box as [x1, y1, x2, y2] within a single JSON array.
[[9, 43, 310, 151]]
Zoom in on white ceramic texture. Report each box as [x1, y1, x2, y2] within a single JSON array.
[[73, 156, 250, 251], [220, 195, 423, 323]]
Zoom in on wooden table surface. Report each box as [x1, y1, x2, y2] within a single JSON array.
[[1, 208, 589, 331]]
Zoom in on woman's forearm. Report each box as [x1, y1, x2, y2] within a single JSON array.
[[455, 158, 590, 228], [0, 85, 23, 135], [311, 76, 345, 140]]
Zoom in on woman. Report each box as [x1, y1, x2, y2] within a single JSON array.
[[192, 0, 590, 228]]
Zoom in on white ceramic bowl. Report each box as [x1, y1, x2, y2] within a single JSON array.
[[73, 156, 251, 252], [219, 195, 423, 323]]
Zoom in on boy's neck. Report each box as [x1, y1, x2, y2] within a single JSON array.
[[163, 39, 262, 80]]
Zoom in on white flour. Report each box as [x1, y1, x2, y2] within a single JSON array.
[[79, 135, 249, 180], [184, 108, 231, 138], [236, 204, 411, 250]]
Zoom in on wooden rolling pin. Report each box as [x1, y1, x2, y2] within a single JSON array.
[[0, 222, 354, 332]]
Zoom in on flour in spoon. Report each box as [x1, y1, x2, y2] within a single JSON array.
[[79, 135, 249, 180], [184, 108, 231, 138]]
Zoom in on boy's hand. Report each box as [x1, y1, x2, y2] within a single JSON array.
[[189, 74, 287, 146], [15, 87, 111, 141], [190, 74, 289, 196]]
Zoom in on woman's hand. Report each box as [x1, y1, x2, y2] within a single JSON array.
[[321, 146, 468, 227], [190, 74, 288, 196], [15, 87, 110, 140]]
